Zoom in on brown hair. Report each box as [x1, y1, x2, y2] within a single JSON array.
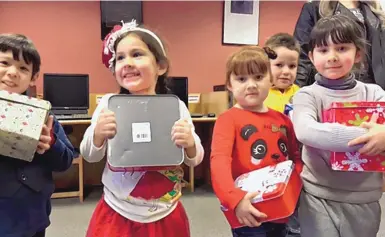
[[225, 46, 271, 86], [113, 28, 170, 94], [265, 33, 300, 53]]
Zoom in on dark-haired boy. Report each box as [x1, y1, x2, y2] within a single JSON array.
[[0, 33, 75, 237]]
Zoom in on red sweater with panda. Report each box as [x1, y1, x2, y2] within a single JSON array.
[[210, 107, 302, 227]]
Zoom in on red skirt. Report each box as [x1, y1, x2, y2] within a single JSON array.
[[86, 197, 190, 237]]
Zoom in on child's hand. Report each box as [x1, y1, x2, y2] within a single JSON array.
[[37, 115, 54, 154], [94, 109, 117, 147], [171, 119, 195, 149], [348, 113, 385, 156], [235, 192, 267, 227]]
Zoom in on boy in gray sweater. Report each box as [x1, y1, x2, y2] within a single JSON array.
[[292, 15, 384, 237]]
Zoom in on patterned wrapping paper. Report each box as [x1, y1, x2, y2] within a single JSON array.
[[0, 90, 51, 162], [322, 102, 385, 172], [235, 160, 294, 203], [221, 160, 302, 228]]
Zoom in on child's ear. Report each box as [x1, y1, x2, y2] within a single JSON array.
[[308, 51, 315, 65], [157, 60, 168, 76], [29, 73, 39, 87], [354, 50, 362, 64], [226, 82, 233, 92]]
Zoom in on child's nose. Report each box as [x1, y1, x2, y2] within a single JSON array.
[[282, 66, 290, 74], [247, 82, 257, 89], [327, 54, 338, 63], [125, 57, 134, 67], [7, 66, 18, 78]]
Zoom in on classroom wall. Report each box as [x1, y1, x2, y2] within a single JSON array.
[[0, 1, 304, 94]]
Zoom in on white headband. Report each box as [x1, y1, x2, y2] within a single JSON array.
[[103, 19, 166, 71]]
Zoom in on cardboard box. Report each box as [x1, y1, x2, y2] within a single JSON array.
[[0, 91, 51, 162], [322, 102, 385, 172], [220, 160, 302, 228]]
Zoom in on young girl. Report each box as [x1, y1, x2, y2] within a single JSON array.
[[292, 14, 385, 237], [80, 20, 204, 237], [294, 0, 385, 88], [210, 46, 302, 237]]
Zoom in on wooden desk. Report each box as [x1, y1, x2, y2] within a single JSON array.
[[54, 117, 216, 199], [52, 120, 90, 202], [59, 120, 91, 126]]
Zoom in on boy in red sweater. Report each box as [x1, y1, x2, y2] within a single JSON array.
[[210, 46, 302, 237]]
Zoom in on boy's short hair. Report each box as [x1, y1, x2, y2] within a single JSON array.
[[0, 34, 41, 78], [265, 33, 300, 53]]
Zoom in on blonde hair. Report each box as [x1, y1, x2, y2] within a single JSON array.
[[225, 46, 271, 86], [319, 0, 385, 28]]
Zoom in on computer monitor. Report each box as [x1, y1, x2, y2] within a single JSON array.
[[168, 77, 188, 108], [43, 73, 89, 115]]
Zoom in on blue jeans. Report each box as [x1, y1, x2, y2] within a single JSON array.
[[232, 222, 287, 237], [286, 208, 300, 236], [286, 198, 301, 237]]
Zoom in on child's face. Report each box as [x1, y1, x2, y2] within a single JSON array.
[[0, 50, 36, 94], [270, 47, 299, 90], [309, 37, 361, 80], [227, 72, 271, 111], [114, 34, 166, 95]]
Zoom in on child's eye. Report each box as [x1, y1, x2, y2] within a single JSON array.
[[0, 61, 8, 66], [238, 77, 247, 82], [20, 66, 29, 72], [338, 47, 346, 52], [133, 52, 142, 58], [254, 75, 263, 80], [275, 63, 283, 68], [116, 55, 125, 61], [316, 47, 328, 53], [289, 64, 297, 69]]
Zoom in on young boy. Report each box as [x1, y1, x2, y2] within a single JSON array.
[[264, 33, 301, 237], [0, 34, 75, 237], [264, 33, 300, 114]]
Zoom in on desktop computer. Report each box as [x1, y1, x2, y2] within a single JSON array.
[[43, 73, 91, 120]]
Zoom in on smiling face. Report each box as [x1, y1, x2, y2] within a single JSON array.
[[0, 50, 36, 93], [270, 46, 299, 90], [309, 36, 361, 80], [307, 14, 365, 80], [114, 33, 167, 95]]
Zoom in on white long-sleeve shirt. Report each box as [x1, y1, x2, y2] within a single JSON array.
[[80, 94, 204, 223]]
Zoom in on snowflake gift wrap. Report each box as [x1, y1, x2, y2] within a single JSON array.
[[322, 102, 385, 172], [0, 91, 51, 162]]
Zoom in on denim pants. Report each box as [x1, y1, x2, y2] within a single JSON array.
[[286, 207, 301, 237], [232, 222, 287, 237]]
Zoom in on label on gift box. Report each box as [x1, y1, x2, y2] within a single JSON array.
[[322, 101, 385, 172], [0, 91, 51, 162], [132, 122, 152, 143]]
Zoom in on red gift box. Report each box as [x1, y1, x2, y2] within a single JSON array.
[[322, 101, 385, 172], [220, 160, 302, 229]]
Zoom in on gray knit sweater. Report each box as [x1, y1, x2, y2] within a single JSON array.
[[292, 74, 385, 204]]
